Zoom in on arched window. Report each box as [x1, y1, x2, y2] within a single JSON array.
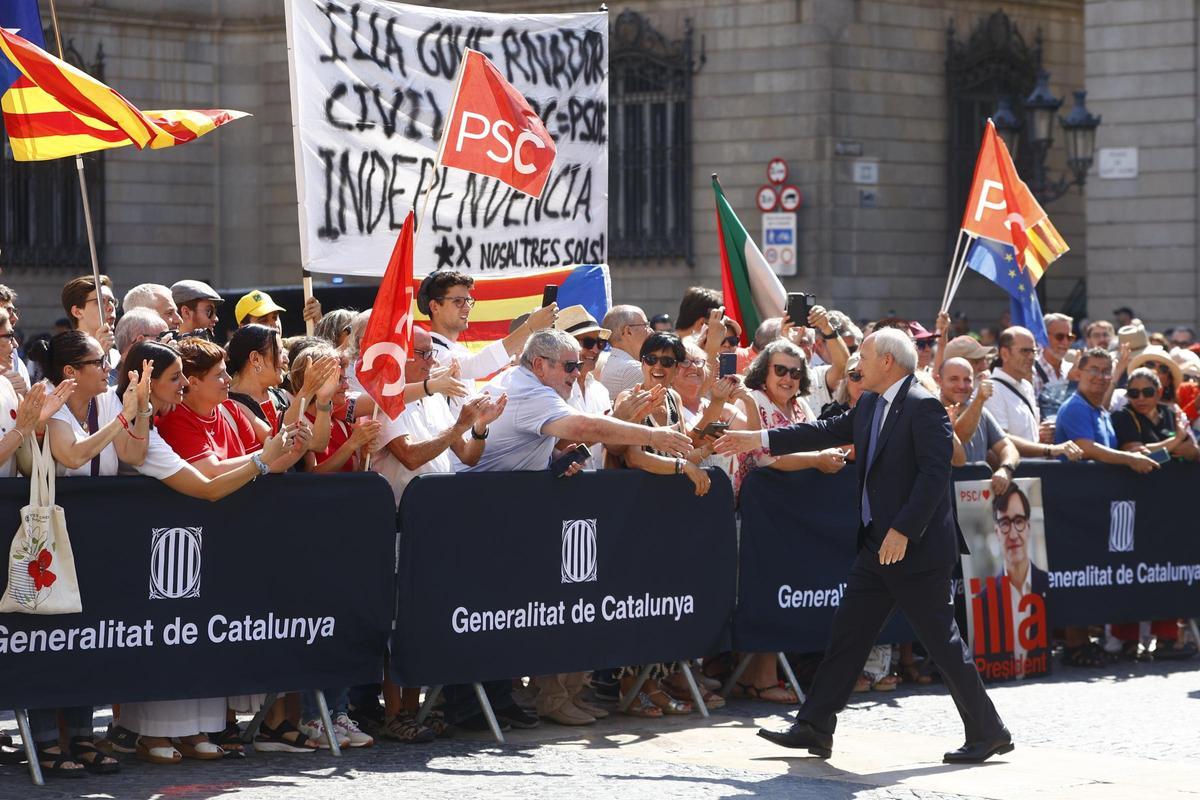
[[945, 11, 1040, 242], [609, 10, 699, 265], [0, 36, 105, 270]]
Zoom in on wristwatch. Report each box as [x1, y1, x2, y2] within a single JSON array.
[[251, 453, 270, 476], [471, 426, 489, 440], [820, 329, 839, 340]]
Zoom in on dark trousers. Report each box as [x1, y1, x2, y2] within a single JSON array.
[[798, 550, 1004, 742], [441, 681, 513, 724]]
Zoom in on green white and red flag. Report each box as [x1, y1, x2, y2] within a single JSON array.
[[712, 175, 787, 342]]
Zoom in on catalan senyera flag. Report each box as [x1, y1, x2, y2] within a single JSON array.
[[961, 119, 1069, 285], [713, 175, 787, 342], [413, 264, 610, 354], [0, 25, 248, 161]]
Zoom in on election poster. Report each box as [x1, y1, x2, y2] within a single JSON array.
[[954, 478, 1052, 681], [285, 0, 608, 276]]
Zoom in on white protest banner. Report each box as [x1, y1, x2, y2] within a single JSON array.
[[285, 0, 608, 276]]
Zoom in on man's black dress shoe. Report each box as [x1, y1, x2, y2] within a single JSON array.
[[943, 733, 1014, 763], [757, 721, 833, 758]]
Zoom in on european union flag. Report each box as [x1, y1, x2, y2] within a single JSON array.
[[965, 237, 1048, 346], [0, 0, 44, 91]]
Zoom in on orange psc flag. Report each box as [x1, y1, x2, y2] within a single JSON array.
[[438, 48, 557, 198]]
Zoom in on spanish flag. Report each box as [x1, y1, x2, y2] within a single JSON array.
[[413, 264, 611, 353], [0, 25, 247, 161]]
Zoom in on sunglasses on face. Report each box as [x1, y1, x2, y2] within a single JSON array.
[[772, 364, 805, 380], [74, 356, 110, 370], [577, 336, 604, 350], [1126, 386, 1157, 399], [915, 340, 935, 350], [722, 336, 739, 347], [434, 296, 475, 309], [641, 354, 678, 368], [848, 370, 863, 383], [554, 359, 583, 374], [1147, 362, 1173, 376]]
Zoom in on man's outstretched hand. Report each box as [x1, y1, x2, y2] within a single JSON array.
[[713, 429, 762, 456]]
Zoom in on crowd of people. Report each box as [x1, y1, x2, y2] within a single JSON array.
[[0, 271, 1195, 778]]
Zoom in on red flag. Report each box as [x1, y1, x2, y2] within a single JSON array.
[[356, 211, 415, 422], [438, 49, 556, 198]]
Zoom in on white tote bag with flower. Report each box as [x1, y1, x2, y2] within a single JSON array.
[[0, 434, 82, 614]]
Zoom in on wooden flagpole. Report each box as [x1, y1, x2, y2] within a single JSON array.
[[46, 0, 104, 310]]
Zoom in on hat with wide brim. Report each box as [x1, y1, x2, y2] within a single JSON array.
[[1117, 323, 1149, 357], [1128, 346, 1182, 389], [1170, 346, 1200, 380], [554, 305, 610, 339], [944, 335, 995, 361]]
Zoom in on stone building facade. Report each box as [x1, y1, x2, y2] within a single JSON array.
[[0, 0, 1148, 335]]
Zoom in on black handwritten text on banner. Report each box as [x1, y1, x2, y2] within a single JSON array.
[[285, 0, 608, 276]]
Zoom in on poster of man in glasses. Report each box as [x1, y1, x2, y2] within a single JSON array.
[[955, 479, 1051, 681]]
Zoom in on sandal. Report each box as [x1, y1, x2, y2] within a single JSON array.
[[899, 662, 933, 685], [34, 745, 86, 779], [646, 688, 692, 715], [853, 673, 872, 693], [381, 713, 435, 744], [69, 737, 120, 774], [735, 682, 798, 704], [254, 720, 317, 753], [207, 722, 246, 758], [872, 674, 899, 692], [623, 692, 663, 718], [175, 735, 223, 760], [136, 737, 182, 765], [424, 709, 454, 739], [1062, 643, 1105, 668], [663, 678, 727, 709]]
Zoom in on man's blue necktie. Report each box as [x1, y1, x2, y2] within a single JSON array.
[[861, 395, 887, 527]]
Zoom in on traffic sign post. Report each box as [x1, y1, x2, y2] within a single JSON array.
[[762, 212, 797, 277]]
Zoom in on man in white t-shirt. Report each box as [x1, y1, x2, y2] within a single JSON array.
[[370, 327, 505, 505], [598, 305, 651, 397], [418, 270, 556, 380], [792, 306, 850, 415], [986, 326, 1081, 460]]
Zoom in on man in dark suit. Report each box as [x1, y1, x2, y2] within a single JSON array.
[[716, 328, 1011, 763]]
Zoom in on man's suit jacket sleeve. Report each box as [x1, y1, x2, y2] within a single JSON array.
[[766, 405, 856, 455], [890, 395, 953, 542]]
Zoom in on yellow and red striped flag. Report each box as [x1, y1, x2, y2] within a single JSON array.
[[0, 27, 247, 161]]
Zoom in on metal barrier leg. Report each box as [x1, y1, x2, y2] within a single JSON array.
[[15, 710, 42, 786], [472, 683, 504, 744], [1188, 619, 1200, 645], [677, 662, 709, 719], [313, 690, 341, 757], [416, 685, 442, 725], [243, 693, 279, 745], [777, 652, 806, 705], [617, 665, 655, 712], [719, 653, 755, 698]]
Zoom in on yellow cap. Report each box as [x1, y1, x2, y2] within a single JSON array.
[[235, 290, 286, 325]]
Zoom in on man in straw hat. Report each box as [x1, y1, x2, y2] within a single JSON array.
[[554, 305, 612, 471]]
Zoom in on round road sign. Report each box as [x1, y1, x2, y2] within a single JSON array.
[[767, 158, 789, 184], [779, 185, 802, 212], [756, 185, 778, 212]]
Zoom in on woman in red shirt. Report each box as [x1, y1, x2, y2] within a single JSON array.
[[290, 343, 380, 473]]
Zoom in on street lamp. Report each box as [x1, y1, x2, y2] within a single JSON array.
[[991, 97, 1022, 161], [990, 70, 1101, 204]]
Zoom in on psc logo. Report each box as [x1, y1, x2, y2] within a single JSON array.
[[454, 111, 547, 176]]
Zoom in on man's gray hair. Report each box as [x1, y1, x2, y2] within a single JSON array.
[[115, 307, 167, 353], [601, 305, 646, 343], [753, 317, 782, 351], [520, 329, 579, 369], [122, 283, 170, 314], [1044, 312, 1073, 327], [827, 310, 863, 344], [872, 327, 918, 372]]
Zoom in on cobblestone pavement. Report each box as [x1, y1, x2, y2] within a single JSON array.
[[0, 658, 1194, 800]]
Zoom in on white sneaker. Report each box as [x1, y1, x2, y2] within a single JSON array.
[[333, 712, 375, 748], [298, 718, 350, 750]]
